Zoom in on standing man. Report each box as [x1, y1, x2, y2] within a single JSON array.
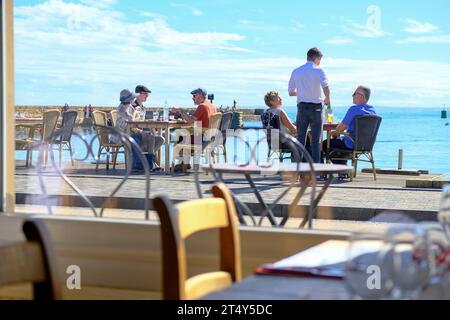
[[289, 47, 330, 163], [133, 84, 165, 170]]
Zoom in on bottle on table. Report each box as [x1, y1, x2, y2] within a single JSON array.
[[163, 100, 169, 121], [325, 104, 333, 124]]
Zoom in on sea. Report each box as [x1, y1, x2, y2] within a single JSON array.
[[15, 107, 450, 177]]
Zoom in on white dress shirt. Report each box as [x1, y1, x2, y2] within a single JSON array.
[[288, 61, 329, 104]]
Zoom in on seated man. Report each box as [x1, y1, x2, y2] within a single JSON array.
[[322, 85, 377, 164], [132, 84, 165, 169], [179, 88, 217, 129]]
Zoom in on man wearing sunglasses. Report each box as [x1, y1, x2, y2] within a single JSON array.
[[322, 85, 377, 164]]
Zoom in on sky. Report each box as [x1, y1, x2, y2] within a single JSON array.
[[13, 0, 450, 108]]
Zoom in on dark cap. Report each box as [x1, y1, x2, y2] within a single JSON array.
[[135, 85, 152, 94], [190, 88, 207, 97]]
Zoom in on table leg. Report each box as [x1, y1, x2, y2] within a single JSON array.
[[215, 172, 254, 226], [299, 174, 334, 229], [244, 174, 277, 226], [326, 129, 331, 163], [164, 125, 170, 174]]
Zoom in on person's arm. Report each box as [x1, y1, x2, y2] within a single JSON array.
[[323, 86, 330, 106], [288, 71, 297, 96], [281, 111, 297, 135], [180, 109, 196, 124], [320, 69, 330, 105]]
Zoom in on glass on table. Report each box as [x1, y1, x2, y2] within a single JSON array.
[[344, 232, 394, 300], [384, 225, 433, 299]]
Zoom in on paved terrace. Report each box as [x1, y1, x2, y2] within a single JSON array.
[[15, 160, 445, 225]]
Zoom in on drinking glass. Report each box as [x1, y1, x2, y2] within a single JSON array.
[[439, 185, 450, 241], [345, 232, 393, 300], [384, 225, 433, 299]]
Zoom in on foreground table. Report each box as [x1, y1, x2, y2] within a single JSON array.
[[203, 163, 353, 228]]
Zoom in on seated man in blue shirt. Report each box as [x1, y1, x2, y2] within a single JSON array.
[[322, 86, 377, 164]]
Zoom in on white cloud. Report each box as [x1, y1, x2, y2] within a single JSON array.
[[323, 37, 354, 45], [397, 35, 450, 44], [170, 2, 203, 16], [13, 0, 450, 108], [404, 19, 439, 34], [346, 22, 389, 38]]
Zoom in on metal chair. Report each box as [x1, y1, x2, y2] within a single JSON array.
[[16, 110, 60, 167], [92, 111, 125, 171], [153, 183, 241, 300], [110, 110, 118, 127], [51, 110, 77, 166], [215, 112, 233, 162], [328, 115, 382, 180], [171, 113, 223, 174]]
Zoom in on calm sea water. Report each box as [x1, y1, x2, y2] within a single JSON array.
[[15, 107, 450, 176], [247, 106, 450, 176]]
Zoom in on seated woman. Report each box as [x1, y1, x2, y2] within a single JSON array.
[[262, 91, 297, 158], [262, 91, 296, 135], [113, 89, 160, 171]]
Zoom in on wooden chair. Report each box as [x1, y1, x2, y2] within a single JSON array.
[[16, 110, 60, 167], [171, 112, 223, 175], [153, 183, 241, 300], [329, 115, 382, 181], [110, 110, 118, 127], [92, 110, 125, 170], [51, 110, 78, 166]]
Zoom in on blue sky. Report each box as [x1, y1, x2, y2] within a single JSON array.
[[14, 0, 450, 108]]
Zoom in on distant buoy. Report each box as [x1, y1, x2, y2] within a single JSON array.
[[442, 109, 448, 119], [446, 122, 449, 126]]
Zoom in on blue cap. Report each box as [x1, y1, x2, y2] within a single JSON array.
[[190, 88, 207, 97]]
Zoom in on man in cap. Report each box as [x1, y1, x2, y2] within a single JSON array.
[[132, 84, 164, 170], [179, 88, 217, 128]]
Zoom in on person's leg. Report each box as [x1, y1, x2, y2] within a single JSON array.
[[131, 133, 143, 170], [296, 103, 311, 161], [328, 138, 352, 165], [309, 104, 323, 163]]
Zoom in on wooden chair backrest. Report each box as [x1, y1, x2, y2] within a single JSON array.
[[153, 183, 241, 300], [110, 110, 118, 127], [42, 110, 60, 142]]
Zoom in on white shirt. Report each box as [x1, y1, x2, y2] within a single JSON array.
[[288, 61, 329, 104]]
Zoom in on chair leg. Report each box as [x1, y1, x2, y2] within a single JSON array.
[[59, 143, 63, 167], [106, 147, 110, 171], [68, 142, 74, 166], [96, 146, 102, 172], [112, 147, 118, 170], [370, 152, 377, 181], [352, 153, 358, 178]]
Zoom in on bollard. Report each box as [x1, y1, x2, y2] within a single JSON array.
[[398, 149, 404, 170]]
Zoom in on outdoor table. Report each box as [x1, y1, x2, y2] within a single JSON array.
[[323, 123, 338, 163], [202, 239, 447, 300], [127, 120, 191, 173], [15, 118, 44, 139], [202, 163, 353, 228]]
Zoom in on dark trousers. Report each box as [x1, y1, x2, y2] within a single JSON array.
[[322, 138, 353, 164], [296, 102, 323, 163]]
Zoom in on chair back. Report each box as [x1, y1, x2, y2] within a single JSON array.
[[110, 110, 118, 127], [263, 109, 284, 152], [58, 111, 78, 142], [153, 183, 241, 300], [208, 113, 223, 130], [354, 115, 382, 152], [219, 112, 233, 132], [42, 110, 61, 142], [92, 111, 110, 145]]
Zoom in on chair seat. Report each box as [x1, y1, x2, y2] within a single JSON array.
[[185, 271, 232, 300]]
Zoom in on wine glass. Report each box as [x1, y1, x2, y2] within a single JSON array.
[[384, 225, 433, 299], [345, 232, 393, 300], [439, 185, 450, 241]]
